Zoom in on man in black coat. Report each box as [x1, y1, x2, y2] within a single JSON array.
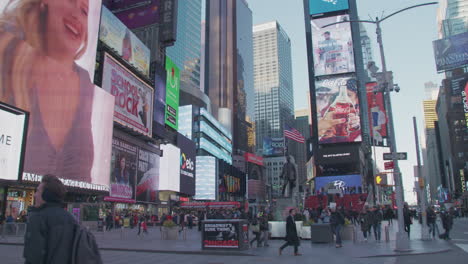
[[279, 209, 301, 256], [24, 174, 77, 264], [403, 203, 412, 238]]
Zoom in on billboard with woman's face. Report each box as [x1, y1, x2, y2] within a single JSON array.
[[0, 0, 114, 190], [107, 137, 137, 203]]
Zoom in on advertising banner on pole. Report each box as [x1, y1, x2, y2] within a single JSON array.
[[311, 14, 355, 76], [0, 0, 114, 190], [99, 6, 151, 76], [366, 82, 387, 145], [315, 76, 361, 144], [433, 31, 468, 72], [102, 53, 154, 137], [165, 57, 180, 131]]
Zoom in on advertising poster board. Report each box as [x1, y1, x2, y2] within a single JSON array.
[[153, 62, 167, 126], [462, 77, 468, 128], [178, 133, 196, 196], [194, 156, 217, 200], [99, 6, 151, 76], [433, 32, 468, 72], [309, 0, 350, 15], [102, 53, 154, 136], [315, 174, 362, 194], [104, 0, 161, 29], [262, 137, 285, 157], [316, 145, 360, 165], [159, 144, 181, 192], [203, 221, 240, 249], [165, 57, 180, 130], [107, 137, 138, 203], [315, 76, 362, 144], [366, 82, 387, 145], [311, 14, 355, 76], [136, 148, 160, 202], [0, 0, 114, 190]]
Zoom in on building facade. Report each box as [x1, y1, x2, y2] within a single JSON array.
[[264, 156, 287, 199]]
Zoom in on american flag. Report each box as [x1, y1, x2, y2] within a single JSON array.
[[284, 125, 305, 143]]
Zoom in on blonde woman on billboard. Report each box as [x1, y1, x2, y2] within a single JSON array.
[[0, 0, 98, 182]]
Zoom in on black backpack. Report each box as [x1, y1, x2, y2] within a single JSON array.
[[71, 224, 103, 264]]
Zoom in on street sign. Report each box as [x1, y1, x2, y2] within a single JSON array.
[[384, 161, 394, 170], [383, 152, 407, 160]]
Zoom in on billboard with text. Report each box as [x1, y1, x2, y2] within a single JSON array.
[[309, 0, 349, 15], [104, 0, 161, 29], [165, 57, 180, 130], [433, 31, 468, 72], [263, 137, 285, 157]]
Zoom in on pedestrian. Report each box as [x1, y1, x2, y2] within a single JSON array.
[[259, 216, 270, 247], [359, 206, 371, 241], [403, 203, 412, 238], [105, 213, 113, 231], [385, 206, 394, 225], [279, 209, 301, 256], [330, 206, 345, 248], [249, 217, 261, 247], [440, 208, 454, 240], [188, 213, 194, 229], [426, 206, 438, 239], [372, 206, 383, 241], [23, 175, 78, 263]]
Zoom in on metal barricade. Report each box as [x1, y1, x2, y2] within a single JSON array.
[[1, 223, 27, 237], [384, 225, 390, 242]]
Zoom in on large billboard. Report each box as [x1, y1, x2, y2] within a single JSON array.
[[311, 14, 355, 76], [102, 53, 153, 137], [159, 144, 180, 192], [178, 105, 194, 139], [462, 78, 468, 128], [309, 0, 349, 15], [178, 133, 196, 196], [315, 174, 362, 193], [0, 0, 114, 191], [433, 31, 468, 72], [108, 137, 138, 203], [153, 62, 167, 126], [136, 148, 160, 202], [315, 76, 361, 144], [99, 6, 151, 76], [165, 57, 180, 130], [0, 104, 28, 181], [315, 145, 360, 165], [104, 0, 161, 29], [194, 156, 217, 200], [366, 82, 387, 145], [263, 137, 285, 157]]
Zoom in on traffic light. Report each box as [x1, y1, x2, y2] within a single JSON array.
[[375, 174, 388, 186]]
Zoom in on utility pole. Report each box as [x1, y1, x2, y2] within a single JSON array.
[[413, 116, 431, 240]]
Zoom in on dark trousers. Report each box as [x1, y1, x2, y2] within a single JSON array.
[[250, 232, 261, 246], [332, 224, 342, 245], [404, 224, 411, 238], [280, 241, 298, 254]]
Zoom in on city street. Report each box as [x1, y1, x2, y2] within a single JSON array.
[[1, 218, 468, 263]]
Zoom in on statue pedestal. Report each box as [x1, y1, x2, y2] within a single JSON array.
[[274, 192, 299, 221]]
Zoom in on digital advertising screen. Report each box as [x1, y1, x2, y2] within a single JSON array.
[[366, 82, 387, 145], [0, 0, 114, 191], [433, 31, 468, 72], [309, 0, 349, 15], [316, 145, 360, 165], [262, 137, 285, 157], [0, 103, 28, 181], [178, 133, 196, 196], [194, 156, 217, 201], [315, 76, 361, 144], [178, 105, 194, 140], [159, 144, 181, 192], [99, 6, 151, 76], [311, 14, 355, 76], [314, 174, 362, 193], [462, 77, 468, 128], [165, 57, 180, 131], [136, 148, 160, 202], [104, 0, 161, 29], [102, 53, 154, 137], [153, 62, 167, 126]]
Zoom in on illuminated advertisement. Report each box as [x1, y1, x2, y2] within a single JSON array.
[[199, 138, 232, 164], [315, 174, 362, 193], [316, 145, 360, 165], [0, 0, 114, 190], [200, 108, 232, 140], [306, 157, 315, 181], [433, 31, 468, 72], [136, 148, 159, 202], [309, 0, 349, 15], [178, 133, 196, 196], [104, 0, 160, 29], [244, 153, 263, 166], [218, 160, 245, 196], [462, 78, 468, 128], [102, 53, 153, 136], [366, 82, 387, 145], [159, 144, 180, 192], [107, 137, 138, 203], [0, 104, 28, 181], [194, 156, 217, 200], [99, 6, 150, 76], [263, 137, 285, 157], [311, 14, 355, 76], [165, 57, 180, 130], [178, 105, 194, 139], [315, 76, 362, 144], [199, 121, 233, 153], [153, 62, 167, 126]]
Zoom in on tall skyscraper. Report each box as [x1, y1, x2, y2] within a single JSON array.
[[253, 21, 294, 153], [290, 109, 311, 191], [437, 0, 468, 38], [166, 0, 202, 89]]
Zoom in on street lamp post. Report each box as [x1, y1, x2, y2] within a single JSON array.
[[322, 2, 437, 251]]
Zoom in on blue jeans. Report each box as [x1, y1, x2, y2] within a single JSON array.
[[332, 224, 342, 245], [428, 222, 439, 238], [373, 223, 381, 241]]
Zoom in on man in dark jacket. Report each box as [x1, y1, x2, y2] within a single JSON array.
[[24, 174, 77, 264], [426, 206, 438, 238], [441, 207, 454, 240], [279, 209, 301, 256], [330, 207, 345, 248], [372, 206, 383, 241], [259, 215, 270, 247], [403, 203, 412, 238]]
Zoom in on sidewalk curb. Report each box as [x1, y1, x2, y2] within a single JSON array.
[[359, 248, 451, 258]]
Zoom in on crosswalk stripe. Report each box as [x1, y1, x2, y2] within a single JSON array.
[[455, 244, 468, 254]]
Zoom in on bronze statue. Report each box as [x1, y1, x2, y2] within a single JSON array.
[[281, 156, 297, 198]]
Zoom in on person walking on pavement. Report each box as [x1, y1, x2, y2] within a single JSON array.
[[250, 217, 261, 247], [259, 215, 270, 247], [359, 206, 372, 241], [23, 175, 78, 264], [426, 206, 439, 239], [441, 207, 454, 240], [403, 203, 412, 238], [330, 206, 345, 248], [279, 209, 301, 256], [372, 206, 383, 241]]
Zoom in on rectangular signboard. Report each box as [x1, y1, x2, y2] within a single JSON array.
[[315, 174, 362, 193], [178, 133, 196, 196], [136, 148, 160, 202], [366, 82, 388, 145], [433, 31, 468, 72], [311, 14, 355, 76], [315, 76, 362, 144], [99, 6, 151, 76], [165, 57, 180, 130], [309, 0, 349, 15], [102, 53, 154, 137], [104, 0, 161, 29], [263, 137, 285, 157], [108, 137, 138, 203], [159, 144, 181, 192], [316, 145, 360, 165], [383, 152, 407, 160], [194, 156, 217, 200], [461, 77, 468, 128]]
